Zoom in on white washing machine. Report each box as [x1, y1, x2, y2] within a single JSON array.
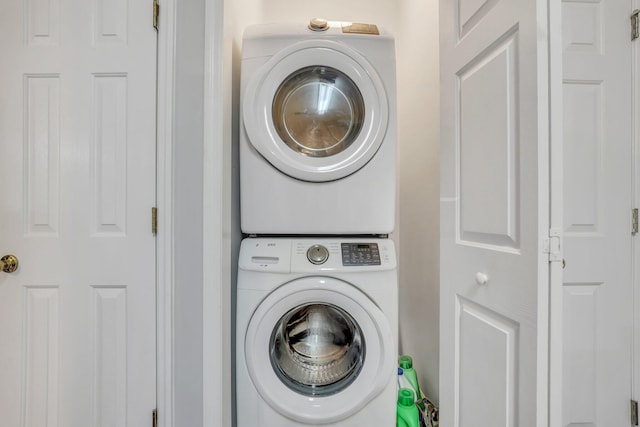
[[240, 20, 397, 235], [236, 237, 398, 426]]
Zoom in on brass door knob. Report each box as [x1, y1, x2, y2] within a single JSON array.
[[0, 255, 19, 273]]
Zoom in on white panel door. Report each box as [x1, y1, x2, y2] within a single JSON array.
[[440, 0, 551, 426], [0, 0, 157, 425], [562, 1, 635, 425]]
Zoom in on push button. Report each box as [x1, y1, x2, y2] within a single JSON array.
[[307, 244, 330, 265]]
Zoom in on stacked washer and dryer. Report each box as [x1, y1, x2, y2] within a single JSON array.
[[236, 19, 399, 426]]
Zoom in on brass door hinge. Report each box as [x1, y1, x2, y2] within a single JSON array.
[[632, 10, 639, 40], [632, 208, 638, 235], [632, 400, 638, 426], [152, 207, 158, 235], [153, 0, 159, 31], [152, 408, 158, 427]]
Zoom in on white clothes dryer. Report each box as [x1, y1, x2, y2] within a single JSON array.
[[240, 20, 397, 235], [236, 237, 398, 426]]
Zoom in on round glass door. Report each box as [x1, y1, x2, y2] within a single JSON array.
[[272, 66, 365, 158], [243, 277, 395, 424], [270, 302, 365, 396], [242, 40, 389, 182]]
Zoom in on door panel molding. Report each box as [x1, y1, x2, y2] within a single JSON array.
[[455, 295, 519, 427], [457, 27, 520, 251]]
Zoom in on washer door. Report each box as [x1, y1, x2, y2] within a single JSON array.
[[243, 39, 389, 182], [244, 277, 395, 424]]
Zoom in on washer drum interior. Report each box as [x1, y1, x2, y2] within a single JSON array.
[[269, 302, 365, 396]]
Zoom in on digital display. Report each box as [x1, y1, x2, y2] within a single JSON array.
[[341, 243, 381, 266]]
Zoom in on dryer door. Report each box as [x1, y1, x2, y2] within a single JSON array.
[[244, 276, 395, 424], [243, 40, 389, 182]]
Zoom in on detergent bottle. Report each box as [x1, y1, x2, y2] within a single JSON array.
[[398, 355, 421, 400], [397, 368, 414, 391], [396, 388, 420, 427]]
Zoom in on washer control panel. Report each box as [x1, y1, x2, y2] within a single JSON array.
[[239, 238, 396, 272], [341, 243, 381, 266]]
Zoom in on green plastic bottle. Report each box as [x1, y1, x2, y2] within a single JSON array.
[[396, 388, 420, 427], [398, 355, 421, 400]]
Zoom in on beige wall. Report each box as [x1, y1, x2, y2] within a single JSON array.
[[394, 1, 440, 404], [228, 0, 441, 404]]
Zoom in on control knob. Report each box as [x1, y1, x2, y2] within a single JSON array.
[[307, 245, 329, 265]]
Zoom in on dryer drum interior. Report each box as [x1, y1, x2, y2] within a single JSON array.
[[269, 302, 365, 396], [272, 66, 365, 158]]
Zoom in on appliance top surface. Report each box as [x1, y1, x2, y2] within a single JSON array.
[[238, 237, 397, 274], [242, 20, 394, 44]]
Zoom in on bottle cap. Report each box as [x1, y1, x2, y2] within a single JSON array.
[[399, 355, 413, 369], [397, 388, 415, 406]]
